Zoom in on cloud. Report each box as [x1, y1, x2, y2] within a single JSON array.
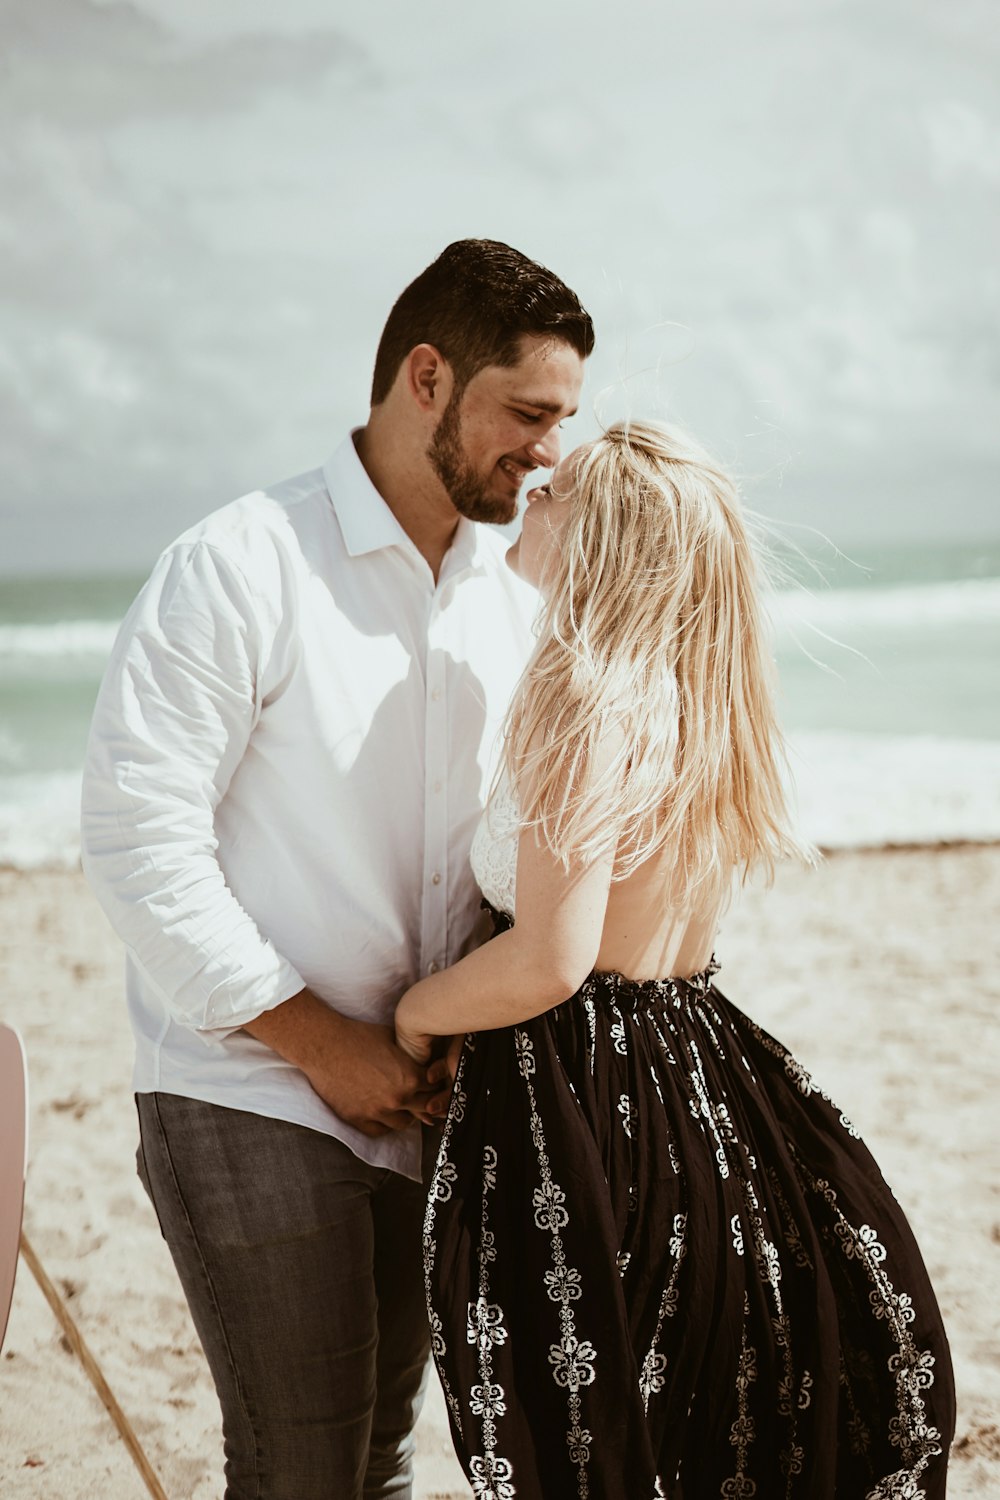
[[0, 0, 377, 567], [925, 100, 1000, 183], [1, 0, 998, 569], [2, 0, 364, 125]]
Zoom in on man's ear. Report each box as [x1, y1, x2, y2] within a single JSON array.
[[405, 344, 455, 413]]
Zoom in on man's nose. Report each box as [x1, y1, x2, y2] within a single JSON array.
[[526, 425, 561, 470]]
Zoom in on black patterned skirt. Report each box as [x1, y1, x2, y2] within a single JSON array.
[[423, 909, 954, 1499]]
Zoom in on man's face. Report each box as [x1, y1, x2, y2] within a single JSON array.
[[427, 334, 585, 524]]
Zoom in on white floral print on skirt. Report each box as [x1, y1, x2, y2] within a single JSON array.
[[423, 906, 955, 1500]]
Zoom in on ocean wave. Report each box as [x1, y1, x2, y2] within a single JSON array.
[[0, 727, 25, 771], [2, 736, 999, 870], [787, 732, 1000, 849], [0, 772, 83, 870], [0, 620, 120, 660], [2, 577, 997, 665], [768, 576, 1000, 633]]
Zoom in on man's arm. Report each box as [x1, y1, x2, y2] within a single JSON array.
[[82, 540, 444, 1131], [243, 990, 450, 1133]]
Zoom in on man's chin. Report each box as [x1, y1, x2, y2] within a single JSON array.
[[455, 493, 518, 526]]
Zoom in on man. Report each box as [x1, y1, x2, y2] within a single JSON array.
[[81, 239, 593, 1500]]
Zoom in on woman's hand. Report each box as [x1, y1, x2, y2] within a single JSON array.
[[394, 1007, 435, 1066], [395, 992, 466, 1094], [394, 988, 444, 1067]]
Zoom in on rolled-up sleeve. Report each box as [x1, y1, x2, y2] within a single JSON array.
[[81, 540, 305, 1032]]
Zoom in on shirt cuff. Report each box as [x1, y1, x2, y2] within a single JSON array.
[[198, 958, 307, 1036]]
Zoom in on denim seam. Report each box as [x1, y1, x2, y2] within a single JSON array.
[[148, 1093, 263, 1500]]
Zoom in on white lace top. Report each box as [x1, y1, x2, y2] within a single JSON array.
[[470, 773, 521, 918], [470, 772, 723, 979]]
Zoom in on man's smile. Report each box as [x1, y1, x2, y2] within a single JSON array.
[[497, 456, 534, 486]]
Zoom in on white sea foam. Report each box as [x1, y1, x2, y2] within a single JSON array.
[[768, 576, 1000, 634], [787, 732, 1000, 849], [1, 736, 998, 870], [2, 577, 997, 666], [0, 772, 84, 870], [0, 620, 120, 660], [0, 576, 995, 666], [0, 727, 25, 771]]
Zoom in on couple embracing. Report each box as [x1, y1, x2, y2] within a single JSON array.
[[82, 240, 954, 1499]]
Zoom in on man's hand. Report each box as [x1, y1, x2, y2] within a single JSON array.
[[444, 1032, 465, 1082], [243, 990, 450, 1136], [300, 1015, 451, 1135]]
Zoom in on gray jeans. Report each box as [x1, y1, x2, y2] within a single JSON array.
[[136, 1093, 434, 1500]]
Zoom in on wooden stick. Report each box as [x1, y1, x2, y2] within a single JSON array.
[[19, 1230, 170, 1500]]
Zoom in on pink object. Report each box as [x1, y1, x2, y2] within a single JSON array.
[[0, 1023, 28, 1353]]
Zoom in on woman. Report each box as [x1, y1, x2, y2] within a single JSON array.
[[394, 421, 954, 1499]]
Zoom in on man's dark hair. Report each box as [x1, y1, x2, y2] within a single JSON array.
[[370, 239, 595, 406]]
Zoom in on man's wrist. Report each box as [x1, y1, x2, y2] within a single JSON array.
[[243, 987, 348, 1072]]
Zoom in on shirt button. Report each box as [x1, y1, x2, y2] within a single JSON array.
[[431, 687, 442, 702], [431, 872, 441, 886], [428, 961, 440, 975], [433, 780, 442, 794]]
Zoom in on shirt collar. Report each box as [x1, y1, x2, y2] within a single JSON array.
[[322, 432, 413, 559], [323, 431, 489, 579], [445, 515, 485, 577]]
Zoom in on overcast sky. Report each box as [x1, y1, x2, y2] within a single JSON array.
[[2, 0, 998, 573]]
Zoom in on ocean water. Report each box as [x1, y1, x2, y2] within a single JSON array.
[[1, 543, 999, 868]]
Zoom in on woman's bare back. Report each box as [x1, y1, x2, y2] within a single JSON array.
[[598, 843, 723, 981]]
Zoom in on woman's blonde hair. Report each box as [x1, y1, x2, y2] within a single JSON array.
[[502, 418, 813, 902]]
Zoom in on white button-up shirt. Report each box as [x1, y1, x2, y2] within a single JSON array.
[[81, 434, 538, 1180]]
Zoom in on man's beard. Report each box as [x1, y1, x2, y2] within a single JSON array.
[[427, 391, 519, 525]]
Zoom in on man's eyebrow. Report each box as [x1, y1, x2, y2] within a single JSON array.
[[511, 397, 579, 417]]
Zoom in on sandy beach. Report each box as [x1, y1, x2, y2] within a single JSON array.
[[1, 848, 998, 1499]]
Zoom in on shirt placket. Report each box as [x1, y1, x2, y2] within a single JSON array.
[[419, 576, 453, 978]]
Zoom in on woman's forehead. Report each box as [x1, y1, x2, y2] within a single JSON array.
[[552, 442, 595, 491]]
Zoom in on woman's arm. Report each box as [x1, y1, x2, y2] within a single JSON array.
[[394, 795, 616, 1064]]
